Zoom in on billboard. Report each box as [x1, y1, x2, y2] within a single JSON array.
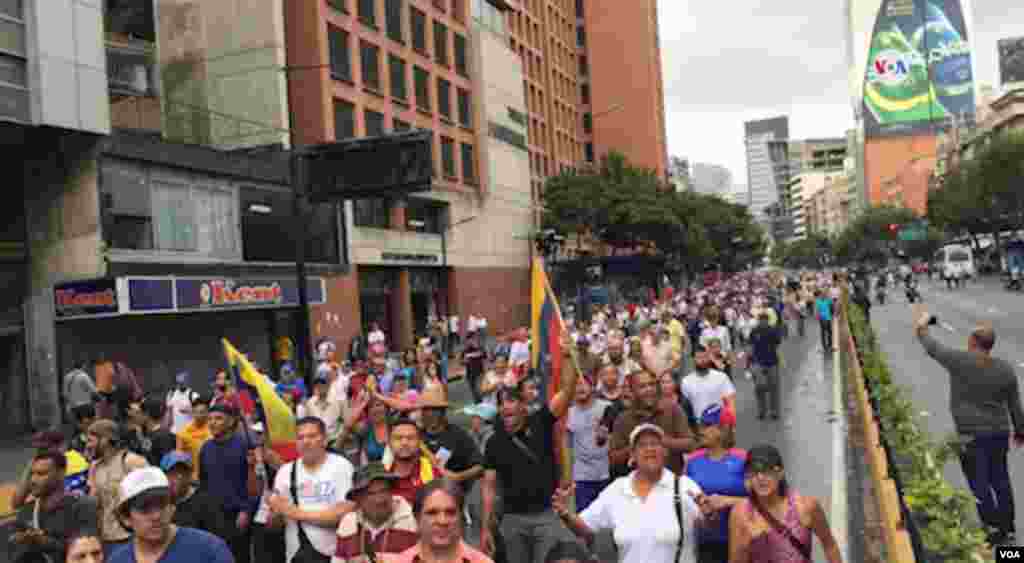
[[862, 0, 975, 137], [999, 37, 1024, 87]]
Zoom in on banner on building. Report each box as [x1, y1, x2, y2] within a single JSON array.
[[862, 0, 975, 137], [54, 279, 120, 319]]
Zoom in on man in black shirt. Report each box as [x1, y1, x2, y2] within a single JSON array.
[[462, 331, 486, 403], [11, 451, 98, 563], [481, 332, 582, 563], [161, 451, 228, 540], [419, 392, 484, 491], [130, 397, 178, 467]]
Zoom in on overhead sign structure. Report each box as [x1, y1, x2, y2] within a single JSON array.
[[862, 0, 975, 137], [305, 130, 434, 202]]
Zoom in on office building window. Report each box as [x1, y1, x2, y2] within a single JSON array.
[[393, 118, 411, 131], [580, 83, 590, 104], [575, 0, 584, 17], [385, 0, 403, 42], [0, 0, 21, 19], [454, 33, 468, 76], [354, 199, 392, 229], [242, 188, 339, 263], [437, 78, 451, 120], [582, 112, 592, 134], [434, 21, 448, 66], [584, 142, 594, 162], [576, 26, 585, 46], [411, 7, 427, 53], [327, 0, 348, 13], [334, 100, 356, 139], [441, 137, 456, 177], [461, 143, 476, 184], [388, 55, 407, 101], [457, 89, 471, 127], [579, 55, 588, 76], [405, 197, 448, 234], [358, 0, 376, 27], [360, 41, 381, 91], [365, 109, 385, 136], [328, 26, 352, 82], [414, 66, 430, 111]]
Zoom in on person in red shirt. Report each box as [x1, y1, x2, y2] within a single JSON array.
[[211, 370, 255, 423], [385, 416, 437, 506]]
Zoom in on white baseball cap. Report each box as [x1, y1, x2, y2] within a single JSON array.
[[629, 423, 665, 448], [118, 467, 170, 512]]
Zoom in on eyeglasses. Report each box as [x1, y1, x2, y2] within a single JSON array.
[[745, 465, 783, 479]]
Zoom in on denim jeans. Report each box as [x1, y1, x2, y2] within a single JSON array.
[[960, 432, 1016, 539]]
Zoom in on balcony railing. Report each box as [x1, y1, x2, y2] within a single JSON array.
[[106, 32, 157, 98]]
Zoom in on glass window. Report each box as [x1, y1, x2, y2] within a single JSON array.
[[411, 7, 427, 53], [0, 18, 25, 55], [0, 0, 21, 20], [581, 83, 590, 104], [576, 26, 585, 46], [151, 179, 197, 252], [579, 55, 588, 76], [0, 53, 25, 86], [441, 137, 455, 177], [461, 143, 475, 184], [454, 34, 468, 77], [406, 197, 448, 233], [582, 112, 592, 134], [354, 199, 392, 229], [433, 21, 448, 66], [360, 41, 381, 91], [358, 0, 376, 27], [335, 100, 356, 139], [328, 26, 352, 82], [101, 160, 154, 251], [414, 66, 430, 111], [242, 188, 340, 263], [365, 109, 385, 136], [584, 142, 594, 162], [575, 0, 583, 17], [389, 55, 407, 100], [457, 89, 471, 127], [393, 118, 411, 131], [327, 0, 348, 13], [437, 78, 451, 120], [385, 0, 403, 42]]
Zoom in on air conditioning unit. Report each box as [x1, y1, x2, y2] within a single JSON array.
[[110, 62, 149, 94]]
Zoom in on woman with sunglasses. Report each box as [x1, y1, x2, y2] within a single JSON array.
[[727, 445, 843, 563]]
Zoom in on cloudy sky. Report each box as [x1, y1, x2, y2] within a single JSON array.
[[658, 1, 1024, 185]]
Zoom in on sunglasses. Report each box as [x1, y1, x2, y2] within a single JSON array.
[[745, 464, 783, 478]]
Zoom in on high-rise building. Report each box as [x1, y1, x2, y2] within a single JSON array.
[[690, 163, 733, 198], [505, 0, 668, 203], [728, 184, 750, 207], [744, 116, 789, 229]]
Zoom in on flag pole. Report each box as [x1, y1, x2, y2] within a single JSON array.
[[539, 260, 580, 487]]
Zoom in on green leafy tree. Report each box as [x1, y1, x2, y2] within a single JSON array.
[[833, 204, 918, 266]]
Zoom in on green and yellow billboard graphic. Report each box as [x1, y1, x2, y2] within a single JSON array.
[[862, 0, 974, 137]]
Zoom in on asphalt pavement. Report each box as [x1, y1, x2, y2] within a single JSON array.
[[870, 276, 1024, 537]]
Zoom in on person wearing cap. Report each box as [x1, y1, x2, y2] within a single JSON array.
[[108, 467, 233, 563], [175, 394, 212, 481], [685, 404, 749, 563], [553, 423, 706, 563], [86, 420, 149, 552], [479, 330, 581, 563], [297, 373, 344, 439], [728, 444, 843, 563], [267, 416, 357, 563], [199, 403, 258, 563], [914, 305, 1024, 545], [608, 368, 695, 476], [10, 450, 98, 563], [165, 372, 200, 435], [160, 452, 228, 540], [333, 462, 418, 562], [418, 386, 484, 495]]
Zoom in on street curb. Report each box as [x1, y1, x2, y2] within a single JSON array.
[[840, 301, 916, 563], [831, 315, 849, 563]]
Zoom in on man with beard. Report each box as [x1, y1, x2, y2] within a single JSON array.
[[86, 420, 149, 556], [385, 416, 438, 506], [160, 452, 227, 539], [333, 462, 419, 562], [479, 332, 580, 563], [601, 333, 640, 386], [11, 451, 98, 563], [199, 403, 257, 563], [109, 467, 233, 563], [609, 369, 695, 475]]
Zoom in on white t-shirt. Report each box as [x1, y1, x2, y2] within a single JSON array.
[[273, 454, 355, 561], [509, 341, 530, 365], [699, 325, 732, 354], [580, 470, 702, 563], [166, 388, 199, 434], [681, 370, 736, 418]]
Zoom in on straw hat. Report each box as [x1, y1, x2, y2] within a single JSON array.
[[416, 384, 449, 409]]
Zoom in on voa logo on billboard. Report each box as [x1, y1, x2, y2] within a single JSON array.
[[871, 49, 913, 85]]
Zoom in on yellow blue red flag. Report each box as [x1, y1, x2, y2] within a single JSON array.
[[531, 257, 562, 397], [223, 338, 298, 461]]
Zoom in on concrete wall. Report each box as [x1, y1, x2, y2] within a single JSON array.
[[158, 0, 290, 149], [28, 0, 110, 134]]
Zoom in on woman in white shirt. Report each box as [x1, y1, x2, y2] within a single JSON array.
[[553, 423, 711, 563]]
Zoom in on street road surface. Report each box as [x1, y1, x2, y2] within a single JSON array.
[[871, 276, 1024, 537]]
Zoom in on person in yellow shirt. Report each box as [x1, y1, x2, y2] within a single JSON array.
[[175, 396, 212, 480], [664, 311, 687, 358]]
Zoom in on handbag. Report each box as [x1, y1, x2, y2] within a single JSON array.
[[288, 461, 331, 563], [672, 477, 685, 563], [752, 498, 812, 560]]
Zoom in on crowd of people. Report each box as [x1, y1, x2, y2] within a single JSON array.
[[15, 269, 848, 563]]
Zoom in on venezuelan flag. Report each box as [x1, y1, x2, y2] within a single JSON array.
[[223, 339, 298, 462], [530, 257, 571, 485]]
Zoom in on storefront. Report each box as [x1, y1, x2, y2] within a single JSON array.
[[54, 276, 326, 398], [358, 264, 446, 350]]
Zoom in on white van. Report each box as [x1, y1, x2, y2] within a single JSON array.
[[934, 245, 975, 280]]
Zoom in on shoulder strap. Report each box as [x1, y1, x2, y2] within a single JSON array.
[[290, 461, 316, 549], [673, 477, 685, 563], [752, 497, 811, 559]]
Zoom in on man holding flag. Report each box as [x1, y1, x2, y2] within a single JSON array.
[[479, 258, 585, 563]]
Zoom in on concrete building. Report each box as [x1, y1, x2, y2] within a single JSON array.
[[744, 117, 789, 232], [690, 162, 733, 198], [793, 170, 852, 239], [934, 86, 1024, 185]]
